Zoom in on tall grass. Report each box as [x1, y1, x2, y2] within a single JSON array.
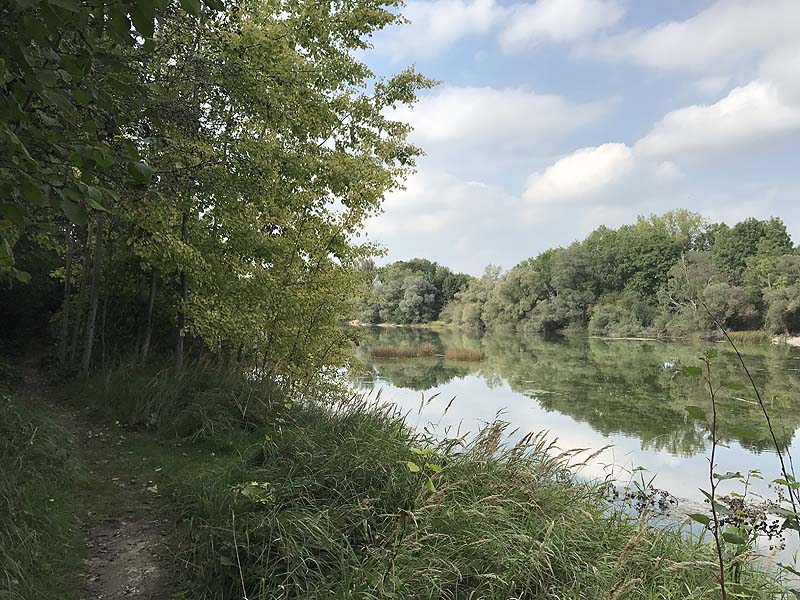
[[726, 330, 772, 345], [369, 343, 437, 358], [75, 362, 284, 440], [77, 366, 783, 600], [444, 347, 483, 361], [0, 390, 84, 600]]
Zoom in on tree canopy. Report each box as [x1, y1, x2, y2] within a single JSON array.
[[441, 210, 799, 336], [1, 0, 432, 383]]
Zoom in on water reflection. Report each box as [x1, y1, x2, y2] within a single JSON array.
[[353, 327, 800, 458]]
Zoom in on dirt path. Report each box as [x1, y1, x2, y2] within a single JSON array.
[[16, 357, 172, 600]]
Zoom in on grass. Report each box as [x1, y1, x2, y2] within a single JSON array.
[[445, 347, 483, 361], [726, 330, 775, 345], [369, 343, 437, 358], [70, 363, 785, 600], [0, 384, 85, 600]]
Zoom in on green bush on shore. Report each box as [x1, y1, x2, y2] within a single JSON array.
[[76, 364, 785, 600]]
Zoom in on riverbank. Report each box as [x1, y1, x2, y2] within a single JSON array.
[[1, 357, 790, 599], [353, 320, 794, 348]]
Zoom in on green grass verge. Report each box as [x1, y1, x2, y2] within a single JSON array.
[[0, 388, 86, 600], [77, 363, 787, 599]]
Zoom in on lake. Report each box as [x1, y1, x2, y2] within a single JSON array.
[[350, 326, 800, 562]]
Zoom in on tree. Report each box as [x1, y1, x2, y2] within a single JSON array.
[[764, 287, 800, 334], [711, 217, 792, 282], [2, 0, 433, 383]]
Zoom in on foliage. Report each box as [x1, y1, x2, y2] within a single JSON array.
[[1, 0, 432, 382], [356, 258, 470, 325], [440, 211, 796, 338], [764, 286, 800, 334]]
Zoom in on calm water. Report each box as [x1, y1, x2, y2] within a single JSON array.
[[350, 327, 800, 562]]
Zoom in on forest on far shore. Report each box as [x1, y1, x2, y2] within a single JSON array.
[[355, 210, 800, 337]]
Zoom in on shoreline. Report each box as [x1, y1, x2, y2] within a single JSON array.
[[351, 321, 798, 347]]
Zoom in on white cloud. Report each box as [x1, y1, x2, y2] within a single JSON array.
[[759, 45, 800, 104], [635, 80, 800, 158], [584, 0, 800, 73], [523, 143, 634, 204], [365, 170, 524, 274], [379, 0, 500, 58], [500, 0, 624, 52], [393, 86, 609, 149]]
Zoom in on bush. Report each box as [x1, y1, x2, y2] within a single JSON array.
[[76, 363, 284, 440], [588, 304, 643, 337], [764, 285, 800, 334]]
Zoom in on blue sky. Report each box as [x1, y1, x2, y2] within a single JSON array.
[[359, 0, 800, 275]]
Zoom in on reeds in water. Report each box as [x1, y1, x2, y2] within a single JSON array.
[[445, 347, 483, 361], [369, 343, 437, 358]]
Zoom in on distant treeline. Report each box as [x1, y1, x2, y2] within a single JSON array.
[[359, 211, 800, 336], [355, 258, 470, 324]]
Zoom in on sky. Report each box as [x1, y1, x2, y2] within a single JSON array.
[[359, 0, 800, 275]]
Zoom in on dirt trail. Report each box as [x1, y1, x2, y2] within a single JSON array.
[[16, 356, 172, 600]]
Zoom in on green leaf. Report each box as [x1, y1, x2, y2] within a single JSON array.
[[61, 198, 88, 225], [48, 0, 81, 12], [779, 563, 800, 578], [0, 203, 25, 224], [180, 0, 201, 16], [128, 161, 154, 183], [13, 269, 31, 284], [680, 366, 702, 377], [713, 471, 742, 481], [406, 461, 420, 473], [685, 406, 706, 420], [721, 531, 748, 545], [129, 0, 156, 38], [426, 476, 435, 493], [425, 462, 442, 473], [72, 89, 89, 107], [20, 177, 47, 206], [687, 513, 710, 526]]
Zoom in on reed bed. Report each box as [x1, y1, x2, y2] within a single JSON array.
[[726, 330, 773, 345], [369, 343, 437, 358], [445, 347, 483, 361]]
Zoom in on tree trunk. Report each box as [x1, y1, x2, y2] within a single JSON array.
[[58, 224, 74, 367], [176, 210, 189, 370], [100, 225, 114, 369], [81, 213, 106, 376], [69, 221, 94, 365], [141, 269, 158, 363]]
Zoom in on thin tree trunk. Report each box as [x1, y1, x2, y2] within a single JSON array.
[[100, 226, 114, 369], [69, 221, 93, 365], [58, 224, 74, 367], [81, 213, 106, 376], [176, 210, 189, 370], [141, 269, 158, 363]]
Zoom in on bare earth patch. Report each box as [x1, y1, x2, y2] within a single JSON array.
[[15, 356, 172, 600], [79, 428, 170, 600]]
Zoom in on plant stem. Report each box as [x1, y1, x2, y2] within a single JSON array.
[[703, 357, 727, 600]]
